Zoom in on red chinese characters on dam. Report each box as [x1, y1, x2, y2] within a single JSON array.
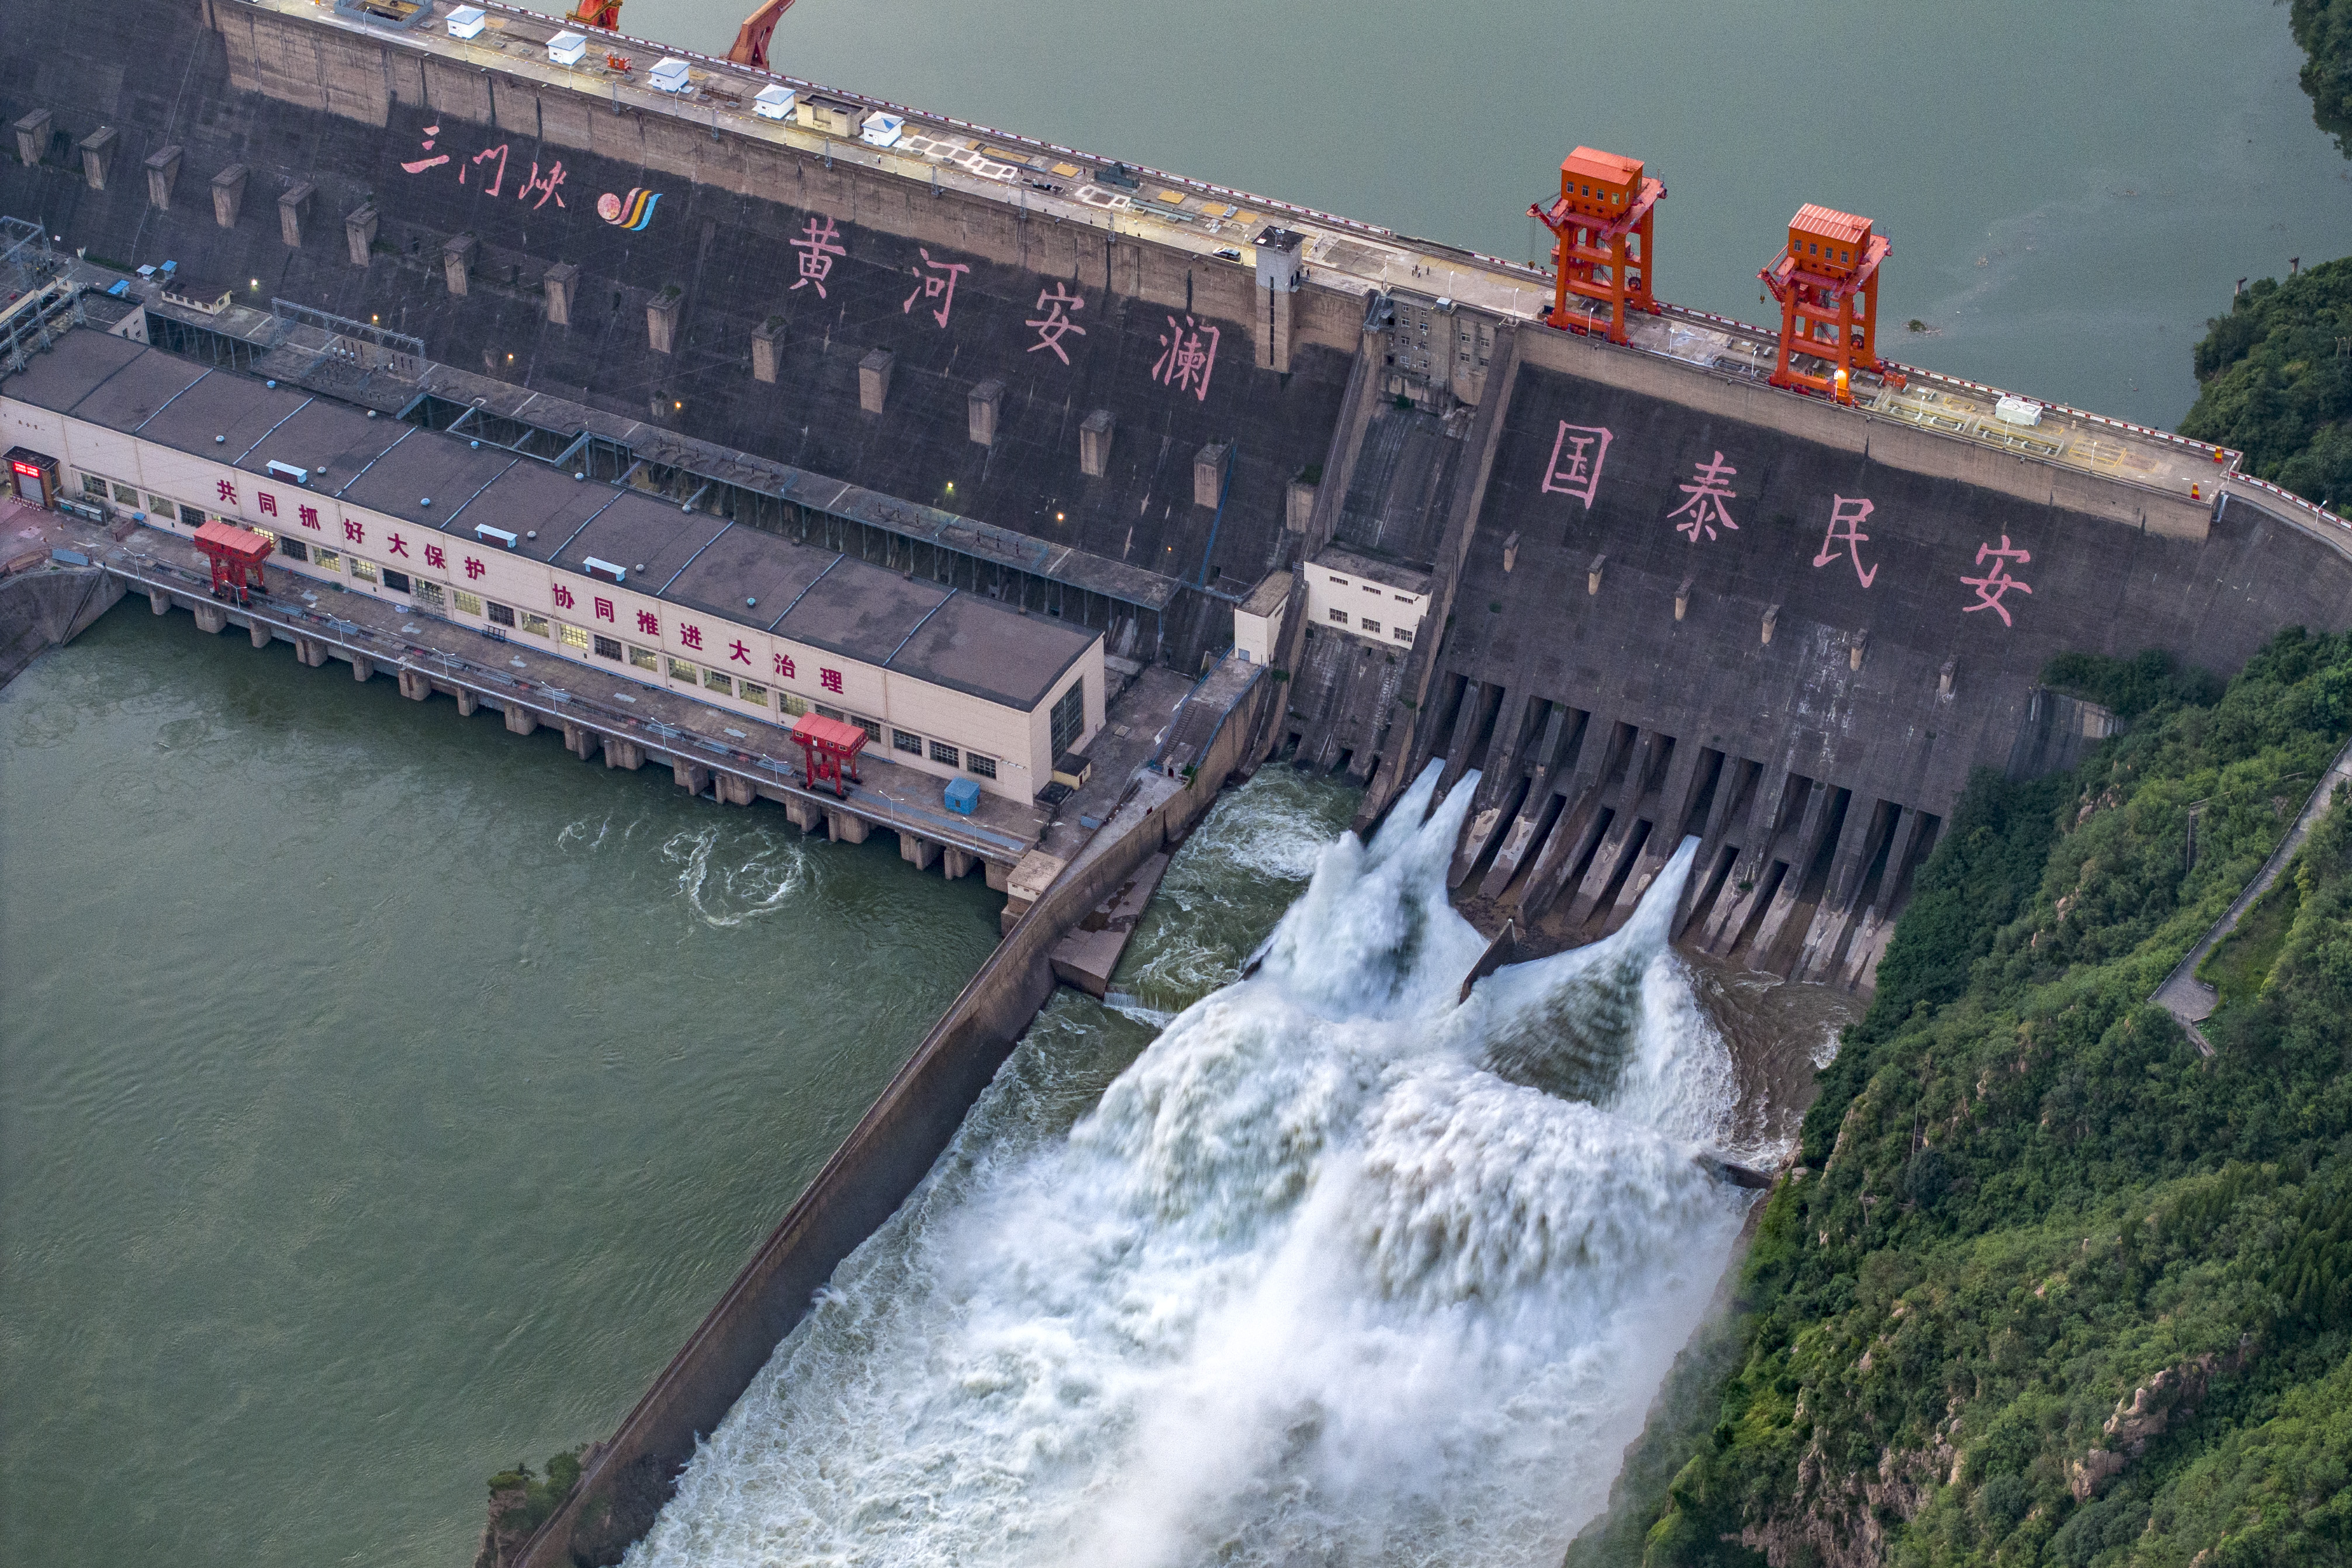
[[1026, 283, 1087, 364], [902, 249, 969, 329], [1668, 452, 1741, 543], [1961, 536, 2034, 625], [400, 127, 566, 208], [1813, 496, 1880, 589], [1152, 315, 1220, 401], [791, 216, 847, 299], [1539, 422, 1613, 509]]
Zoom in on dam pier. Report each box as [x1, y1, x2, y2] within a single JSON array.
[[9, 0, 2352, 1560]]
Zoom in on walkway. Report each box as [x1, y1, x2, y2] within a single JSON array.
[[2153, 733, 2352, 1053]]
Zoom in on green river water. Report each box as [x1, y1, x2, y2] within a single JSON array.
[[0, 605, 1014, 1566]]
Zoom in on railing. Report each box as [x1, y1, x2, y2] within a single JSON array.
[[104, 551, 1033, 858]]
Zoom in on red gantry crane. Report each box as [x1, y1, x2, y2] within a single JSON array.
[[1528, 147, 1663, 345], [193, 520, 273, 607], [727, 0, 801, 69], [1761, 204, 1894, 405], [790, 711, 867, 798], [565, 0, 624, 31]]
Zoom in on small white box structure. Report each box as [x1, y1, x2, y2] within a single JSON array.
[[1994, 395, 2044, 428], [860, 112, 905, 148], [445, 6, 486, 39], [547, 31, 587, 66], [648, 57, 691, 94], [752, 84, 797, 120]]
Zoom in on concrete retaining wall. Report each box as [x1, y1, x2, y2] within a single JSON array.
[[0, 566, 124, 690]]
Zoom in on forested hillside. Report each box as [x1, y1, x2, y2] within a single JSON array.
[[1573, 630, 2352, 1568], [2178, 260, 2352, 514]]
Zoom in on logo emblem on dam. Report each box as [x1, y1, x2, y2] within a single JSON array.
[[598, 189, 661, 230]]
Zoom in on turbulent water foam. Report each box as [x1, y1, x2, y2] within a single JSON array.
[[627, 764, 1760, 1568]]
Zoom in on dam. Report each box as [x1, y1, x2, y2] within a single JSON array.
[[5, 1, 2352, 1562]]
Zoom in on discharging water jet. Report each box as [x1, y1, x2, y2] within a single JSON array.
[[627, 763, 1772, 1568]]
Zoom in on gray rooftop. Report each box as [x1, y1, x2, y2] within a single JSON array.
[[6, 331, 1098, 712], [1315, 545, 1434, 595]]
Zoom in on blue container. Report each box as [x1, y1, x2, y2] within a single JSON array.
[[943, 777, 981, 816]]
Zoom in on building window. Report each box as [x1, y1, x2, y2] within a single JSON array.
[[412, 579, 444, 608], [1362, 618, 1381, 634], [558, 622, 589, 650], [314, 549, 341, 572], [455, 589, 483, 617], [592, 634, 621, 660], [147, 493, 174, 516], [1051, 679, 1084, 757], [80, 472, 106, 497], [112, 482, 139, 505], [486, 601, 516, 627], [893, 728, 923, 754], [966, 753, 997, 780], [1393, 625, 1414, 643], [521, 612, 552, 638], [383, 569, 412, 594], [703, 668, 734, 695], [1362, 584, 1381, 595], [351, 558, 379, 584], [1394, 593, 1413, 601], [738, 681, 769, 706], [669, 657, 697, 683], [851, 715, 882, 744], [929, 739, 960, 766], [781, 693, 810, 717], [179, 504, 206, 527], [815, 704, 845, 721], [627, 645, 658, 671], [279, 537, 309, 563], [1327, 607, 1348, 625]]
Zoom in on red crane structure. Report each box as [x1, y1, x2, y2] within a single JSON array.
[[565, 0, 624, 32], [1760, 204, 1892, 405], [1528, 147, 1663, 345], [726, 0, 802, 70], [193, 520, 273, 606], [790, 711, 867, 798]]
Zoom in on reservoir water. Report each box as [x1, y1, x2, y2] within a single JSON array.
[[626, 0, 2352, 431], [0, 605, 1004, 1567]]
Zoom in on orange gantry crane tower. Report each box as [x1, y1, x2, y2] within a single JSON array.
[[727, 0, 801, 69], [1760, 204, 1893, 404], [1528, 147, 1664, 345]]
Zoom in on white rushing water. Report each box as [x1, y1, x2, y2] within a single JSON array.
[[629, 764, 1762, 1568]]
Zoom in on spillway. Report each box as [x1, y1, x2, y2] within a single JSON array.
[[625, 764, 1764, 1567]]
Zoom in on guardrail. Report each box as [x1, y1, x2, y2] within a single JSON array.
[[105, 550, 1035, 859]]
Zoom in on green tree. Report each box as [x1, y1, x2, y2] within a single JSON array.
[[2293, 0, 2352, 151], [2180, 261, 2352, 511]]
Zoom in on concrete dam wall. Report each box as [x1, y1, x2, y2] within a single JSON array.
[[13, 5, 2352, 1562], [1, 0, 1363, 669]]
